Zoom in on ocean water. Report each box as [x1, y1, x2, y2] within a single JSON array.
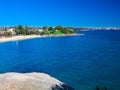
[[0, 30, 120, 90]]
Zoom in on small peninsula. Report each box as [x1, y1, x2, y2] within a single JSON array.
[[0, 25, 83, 42]]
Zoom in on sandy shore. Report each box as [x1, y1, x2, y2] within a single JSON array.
[[0, 35, 41, 43], [0, 34, 84, 43]]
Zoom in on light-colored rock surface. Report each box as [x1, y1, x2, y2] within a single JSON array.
[[0, 72, 63, 90]]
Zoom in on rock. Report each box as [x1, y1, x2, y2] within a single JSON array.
[[0, 72, 74, 90]]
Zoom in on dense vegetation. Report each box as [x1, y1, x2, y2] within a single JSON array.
[[1, 25, 75, 37], [43, 25, 75, 35], [4, 32, 12, 37]]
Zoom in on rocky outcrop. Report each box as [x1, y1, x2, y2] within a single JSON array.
[[0, 73, 74, 90]]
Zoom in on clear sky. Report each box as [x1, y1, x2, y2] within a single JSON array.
[[0, 0, 120, 27]]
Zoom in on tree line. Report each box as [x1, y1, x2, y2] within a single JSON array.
[[42, 25, 75, 35], [1, 25, 75, 37]]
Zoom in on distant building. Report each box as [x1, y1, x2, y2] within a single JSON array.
[[38, 29, 43, 32], [7, 28, 16, 36], [8, 28, 14, 32]]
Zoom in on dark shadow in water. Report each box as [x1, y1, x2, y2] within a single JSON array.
[[52, 85, 108, 90], [95, 86, 107, 90], [51, 84, 74, 90]]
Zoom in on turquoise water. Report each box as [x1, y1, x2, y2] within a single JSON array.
[[0, 30, 120, 90]]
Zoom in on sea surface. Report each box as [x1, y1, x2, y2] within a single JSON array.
[[0, 30, 120, 90]]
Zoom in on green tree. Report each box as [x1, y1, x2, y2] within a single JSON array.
[[14, 26, 20, 35], [69, 29, 75, 34], [17, 25, 24, 31], [15, 29, 20, 35], [61, 28, 69, 34], [25, 26, 30, 35], [20, 29, 26, 35], [17, 25, 26, 35], [42, 26, 48, 31], [4, 31, 12, 37], [48, 27, 55, 33], [55, 26, 63, 30], [40, 32, 45, 35], [35, 30, 40, 35], [48, 27, 54, 31]]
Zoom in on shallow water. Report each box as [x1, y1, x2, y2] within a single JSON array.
[[0, 30, 120, 90]]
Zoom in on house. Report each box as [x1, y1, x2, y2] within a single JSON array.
[[7, 28, 16, 36], [8, 28, 14, 32], [38, 29, 43, 32]]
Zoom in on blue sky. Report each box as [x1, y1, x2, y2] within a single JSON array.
[[0, 0, 120, 27]]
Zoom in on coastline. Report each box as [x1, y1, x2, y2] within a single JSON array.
[[76, 29, 120, 31], [0, 33, 84, 43], [0, 72, 74, 90]]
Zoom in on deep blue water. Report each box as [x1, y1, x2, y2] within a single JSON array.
[[0, 30, 120, 90]]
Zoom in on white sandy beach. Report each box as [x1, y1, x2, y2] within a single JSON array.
[[0, 35, 41, 43], [0, 34, 84, 43]]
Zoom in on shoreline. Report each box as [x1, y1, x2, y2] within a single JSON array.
[[0, 72, 73, 90], [76, 29, 120, 31], [0, 33, 84, 43]]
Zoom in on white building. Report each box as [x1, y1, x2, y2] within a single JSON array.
[[7, 28, 14, 32], [7, 28, 16, 36], [38, 29, 43, 32]]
